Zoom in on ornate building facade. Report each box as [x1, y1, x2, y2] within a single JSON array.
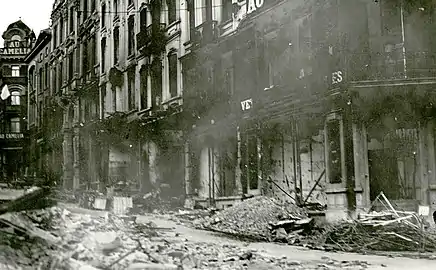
[[0, 20, 35, 184]]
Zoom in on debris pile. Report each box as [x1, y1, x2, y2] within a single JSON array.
[[311, 192, 436, 253], [194, 196, 308, 240], [314, 210, 436, 253]]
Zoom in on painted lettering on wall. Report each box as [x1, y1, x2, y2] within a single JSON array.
[[331, 70, 343, 85], [241, 98, 253, 111], [247, 0, 264, 14], [0, 47, 30, 55]]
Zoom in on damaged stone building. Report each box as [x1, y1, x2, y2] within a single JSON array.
[[182, 0, 436, 223], [25, 0, 436, 223]]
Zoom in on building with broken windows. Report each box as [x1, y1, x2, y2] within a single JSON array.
[[182, 0, 436, 223], [25, 0, 436, 223], [0, 20, 35, 183]]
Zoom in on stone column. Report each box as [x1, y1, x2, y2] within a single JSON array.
[[148, 141, 160, 189], [184, 139, 193, 196], [353, 122, 370, 212], [235, 126, 243, 196], [418, 121, 430, 203]]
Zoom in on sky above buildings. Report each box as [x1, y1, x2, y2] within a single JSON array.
[[0, 0, 53, 47]]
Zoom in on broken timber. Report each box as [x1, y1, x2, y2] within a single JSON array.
[[0, 186, 54, 215]]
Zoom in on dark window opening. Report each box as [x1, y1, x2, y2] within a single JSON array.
[[83, 40, 89, 73], [112, 86, 117, 111], [140, 8, 147, 31], [101, 38, 106, 73], [128, 16, 135, 56], [59, 62, 63, 90], [114, 27, 119, 64], [69, 6, 74, 33], [53, 25, 58, 48], [167, 0, 176, 24], [151, 69, 162, 107], [168, 53, 178, 97], [83, 0, 88, 20], [101, 4, 106, 28], [101, 84, 106, 117], [44, 63, 49, 88], [128, 71, 135, 110], [60, 17, 64, 42], [140, 67, 148, 109], [68, 52, 74, 81]]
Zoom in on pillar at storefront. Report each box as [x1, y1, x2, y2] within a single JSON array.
[[235, 126, 243, 196], [324, 111, 353, 222], [148, 140, 160, 189], [353, 122, 370, 212]]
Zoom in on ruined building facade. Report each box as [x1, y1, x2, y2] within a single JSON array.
[[182, 0, 436, 223], [26, 0, 436, 223]]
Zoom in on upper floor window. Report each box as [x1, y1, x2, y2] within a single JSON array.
[[167, 0, 176, 24], [101, 38, 107, 73], [128, 0, 134, 7], [114, 0, 118, 15], [69, 6, 74, 33], [10, 117, 20, 133], [101, 4, 106, 28], [60, 17, 64, 42], [11, 66, 20, 77], [11, 91, 20, 106], [68, 52, 74, 81], [53, 25, 58, 48], [83, 0, 88, 20], [194, 0, 207, 27], [168, 53, 178, 97], [45, 63, 49, 87], [91, 0, 95, 12], [114, 27, 120, 64], [140, 8, 147, 31], [128, 16, 135, 56]]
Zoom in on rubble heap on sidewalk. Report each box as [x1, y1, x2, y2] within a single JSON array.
[[311, 192, 436, 253], [193, 196, 311, 241]]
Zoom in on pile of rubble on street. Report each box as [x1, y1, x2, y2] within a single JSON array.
[[312, 192, 436, 254], [192, 193, 436, 257], [0, 188, 372, 270], [193, 196, 317, 243]]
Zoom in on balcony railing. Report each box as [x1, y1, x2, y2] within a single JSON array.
[[136, 23, 167, 54], [191, 20, 219, 47], [348, 51, 436, 81]]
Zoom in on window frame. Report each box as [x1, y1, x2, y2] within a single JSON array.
[[11, 66, 20, 77], [10, 117, 21, 133], [11, 91, 20, 106]]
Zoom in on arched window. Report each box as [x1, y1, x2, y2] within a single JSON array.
[[11, 91, 20, 106]]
